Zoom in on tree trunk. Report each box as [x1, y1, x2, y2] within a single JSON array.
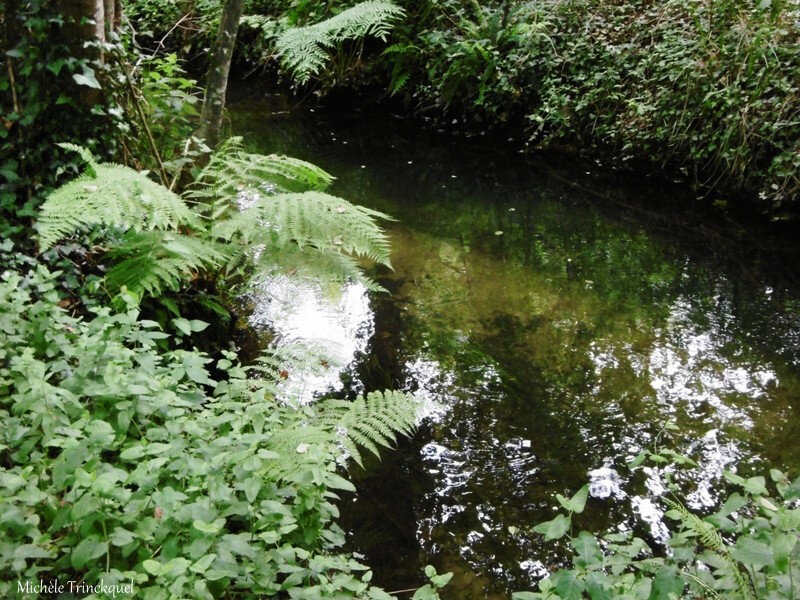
[[57, 0, 105, 59], [199, 0, 244, 148], [103, 0, 115, 36]]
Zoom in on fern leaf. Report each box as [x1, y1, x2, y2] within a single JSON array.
[[106, 231, 234, 295], [57, 142, 99, 175], [316, 390, 419, 465], [190, 136, 334, 207], [213, 191, 392, 265], [274, 1, 405, 82], [37, 160, 195, 251]]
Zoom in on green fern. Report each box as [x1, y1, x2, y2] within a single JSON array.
[[37, 147, 195, 251], [248, 242, 388, 292], [190, 136, 334, 206], [274, 1, 405, 83], [212, 191, 392, 263], [316, 390, 419, 467], [106, 230, 235, 296], [36, 141, 392, 299]]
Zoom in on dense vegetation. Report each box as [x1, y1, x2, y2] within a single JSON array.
[[0, 2, 448, 597], [128, 0, 800, 216], [2, 0, 800, 598]]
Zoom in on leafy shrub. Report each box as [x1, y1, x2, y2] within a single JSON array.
[[0, 258, 430, 598], [513, 447, 800, 599]]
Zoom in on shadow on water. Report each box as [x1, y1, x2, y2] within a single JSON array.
[[229, 94, 800, 598]]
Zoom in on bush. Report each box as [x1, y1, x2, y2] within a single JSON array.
[[0, 256, 431, 598], [513, 445, 800, 599]]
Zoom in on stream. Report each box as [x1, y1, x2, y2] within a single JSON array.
[[230, 96, 800, 598]]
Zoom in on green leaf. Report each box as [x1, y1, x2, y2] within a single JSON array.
[[73, 69, 101, 89], [649, 566, 684, 599], [71, 536, 107, 569], [552, 569, 584, 600], [190, 553, 217, 574], [744, 476, 768, 495], [110, 527, 135, 547], [173, 317, 192, 336], [143, 559, 162, 575], [14, 544, 53, 560], [193, 518, 225, 535], [731, 537, 774, 568], [533, 514, 571, 541]]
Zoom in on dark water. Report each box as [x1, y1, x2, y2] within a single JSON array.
[[230, 96, 800, 598]]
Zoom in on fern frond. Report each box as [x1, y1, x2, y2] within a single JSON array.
[[213, 191, 392, 265], [274, 1, 405, 82], [106, 231, 235, 295], [37, 159, 195, 251], [57, 142, 99, 175], [253, 246, 387, 292], [190, 136, 334, 209], [315, 390, 419, 467], [664, 498, 755, 600], [251, 342, 341, 382]]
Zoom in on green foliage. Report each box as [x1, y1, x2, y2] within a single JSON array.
[[0, 261, 433, 598], [35, 138, 392, 299], [272, 1, 405, 82], [387, 0, 800, 213], [515, 449, 800, 599], [210, 0, 800, 214], [134, 53, 203, 173], [36, 146, 196, 251], [106, 231, 234, 296], [192, 136, 335, 195], [0, 2, 126, 236]]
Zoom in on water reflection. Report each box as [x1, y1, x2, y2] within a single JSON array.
[[231, 97, 800, 598], [246, 277, 372, 403]]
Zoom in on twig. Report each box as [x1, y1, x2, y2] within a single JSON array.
[[152, 12, 193, 58], [5, 58, 21, 113], [169, 136, 194, 191]]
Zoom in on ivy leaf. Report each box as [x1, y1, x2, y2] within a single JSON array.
[[72, 69, 101, 90]]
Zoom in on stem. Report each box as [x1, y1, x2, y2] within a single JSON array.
[[122, 63, 170, 186], [101, 518, 110, 573]]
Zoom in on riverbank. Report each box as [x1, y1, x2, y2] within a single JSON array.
[[127, 0, 800, 218]]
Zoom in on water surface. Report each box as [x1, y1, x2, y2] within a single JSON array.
[[231, 96, 800, 598]]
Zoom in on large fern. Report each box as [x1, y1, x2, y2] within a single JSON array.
[[273, 1, 405, 83], [37, 144, 196, 251], [36, 141, 392, 299]]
